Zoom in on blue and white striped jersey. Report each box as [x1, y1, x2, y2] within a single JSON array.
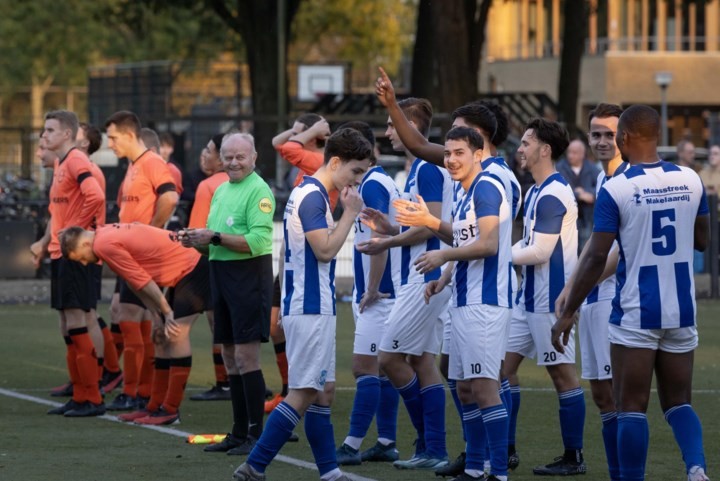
[[594, 160, 709, 329], [516, 172, 578, 313], [353, 166, 401, 303], [399, 158, 454, 285], [481, 156, 522, 220], [282, 176, 336, 316], [586, 161, 628, 305], [452, 172, 514, 308]]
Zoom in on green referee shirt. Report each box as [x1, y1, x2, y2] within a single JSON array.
[[206, 171, 275, 261]]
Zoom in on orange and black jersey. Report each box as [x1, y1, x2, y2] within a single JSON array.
[[187, 171, 229, 229], [48, 148, 105, 260], [118, 150, 176, 224]]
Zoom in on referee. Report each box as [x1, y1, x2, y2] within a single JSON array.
[[180, 132, 275, 455]]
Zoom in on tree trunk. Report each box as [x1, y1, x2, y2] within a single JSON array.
[[410, 0, 436, 101], [557, 0, 587, 137], [208, 0, 301, 181]]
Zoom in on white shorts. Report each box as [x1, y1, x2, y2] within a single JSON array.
[[608, 323, 698, 353], [579, 300, 612, 380], [506, 307, 576, 366], [352, 298, 395, 356], [448, 304, 510, 381], [380, 283, 449, 356], [283, 314, 336, 391]]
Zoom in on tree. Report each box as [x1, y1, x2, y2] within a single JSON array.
[[206, 0, 302, 181], [557, 0, 588, 136], [411, 0, 493, 112]]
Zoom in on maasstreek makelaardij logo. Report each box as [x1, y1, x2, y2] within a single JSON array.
[[633, 184, 692, 206]]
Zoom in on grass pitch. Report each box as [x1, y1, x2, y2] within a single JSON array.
[[0, 301, 718, 480]]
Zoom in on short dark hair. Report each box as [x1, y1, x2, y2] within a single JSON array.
[[446, 126, 484, 152], [618, 105, 660, 141], [677, 138, 694, 152], [324, 128, 372, 164], [588, 103, 623, 128], [104, 110, 142, 137], [140, 128, 161, 152], [336, 121, 376, 164], [59, 226, 85, 258], [211, 133, 224, 153], [45, 110, 79, 138], [79, 122, 102, 155], [398, 98, 433, 137], [296, 113, 323, 129], [452, 100, 508, 146], [524, 118, 570, 160], [159, 132, 174, 148]]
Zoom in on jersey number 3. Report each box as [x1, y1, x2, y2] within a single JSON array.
[[652, 209, 676, 256]]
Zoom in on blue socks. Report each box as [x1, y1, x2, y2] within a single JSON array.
[[347, 375, 380, 442], [398, 375, 425, 441], [462, 404, 485, 475], [617, 412, 649, 481], [665, 404, 706, 472], [305, 404, 338, 477], [558, 387, 585, 450], [600, 411, 620, 480], [448, 379, 466, 442], [420, 383, 447, 458], [483, 404, 509, 477], [508, 385, 521, 447], [377, 376, 399, 443], [248, 401, 299, 473]]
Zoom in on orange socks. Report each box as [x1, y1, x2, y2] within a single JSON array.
[[212, 346, 228, 385], [69, 327, 102, 405], [119, 321, 143, 397], [146, 358, 170, 412], [111, 323, 124, 357], [98, 317, 121, 373], [138, 320, 154, 399], [64, 336, 80, 391], [163, 357, 192, 414]]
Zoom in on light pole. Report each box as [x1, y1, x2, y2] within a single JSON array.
[[655, 71, 673, 146]]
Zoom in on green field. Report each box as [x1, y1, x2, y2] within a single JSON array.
[[1, 302, 718, 480]]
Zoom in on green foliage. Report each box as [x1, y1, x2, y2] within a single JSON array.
[[291, 0, 416, 77]]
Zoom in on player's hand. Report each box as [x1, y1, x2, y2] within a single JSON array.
[[359, 289, 390, 313], [393, 195, 432, 227], [291, 121, 307, 134], [359, 208, 397, 236], [424, 279, 448, 305], [341, 186, 364, 215], [357, 237, 390, 256], [30, 240, 46, 269], [554, 285, 570, 321], [179, 228, 212, 248], [310, 119, 331, 139], [164, 311, 181, 339], [415, 250, 446, 274], [375, 66, 396, 108], [550, 312, 577, 353]]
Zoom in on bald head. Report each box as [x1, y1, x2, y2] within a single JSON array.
[[566, 139, 586, 167]]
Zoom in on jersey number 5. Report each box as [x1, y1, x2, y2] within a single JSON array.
[[652, 209, 676, 256]]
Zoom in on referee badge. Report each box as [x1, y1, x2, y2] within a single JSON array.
[[259, 197, 273, 214], [226, 216, 234, 227]]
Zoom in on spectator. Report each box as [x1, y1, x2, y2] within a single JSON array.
[[677, 139, 700, 172]]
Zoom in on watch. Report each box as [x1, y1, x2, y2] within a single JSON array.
[[210, 232, 222, 246]]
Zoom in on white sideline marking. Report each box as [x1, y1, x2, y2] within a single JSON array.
[[0, 387, 378, 481]]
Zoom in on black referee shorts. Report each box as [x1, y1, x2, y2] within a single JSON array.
[[50, 258, 96, 312], [272, 274, 281, 308], [211, 255, 273, 345], [165, 256, 211, 318]]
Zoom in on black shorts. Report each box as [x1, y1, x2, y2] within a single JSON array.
[[272, 275, 281, 308], [211, 255, 273, 345], [90, 264, 103, 301], [165, 256, 211, 318], [50, 258, 96, 311], [116, 277, 146, 308]]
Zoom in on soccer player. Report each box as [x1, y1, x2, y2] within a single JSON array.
[[554, 103, 626, 480], [105, 110, 178, 411], [38, 110, 106, 417], [60, 222, 210, 425], [186, 134, 233, 402], [334, 122, 401, 466], [503, 118, 586, 475], [553, 105, 710, 481], [395, 127, 512, 481], [76, 122, 123, 394], [233, 128, 372, 481], [357, 98, 453, 471], [181, 133, 275, 456], [141, 127, 184, 196]]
